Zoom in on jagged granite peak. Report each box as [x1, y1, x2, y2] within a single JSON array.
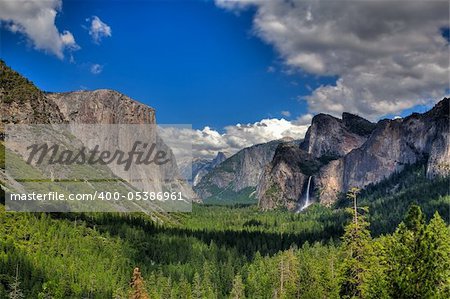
[[194, 139, 288, 200], [300, 112, 374, 159], [46, 89, 155, 124]]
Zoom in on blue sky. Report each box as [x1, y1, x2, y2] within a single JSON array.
[[0, 0, 331, 130], [0, 0, 448, 157]]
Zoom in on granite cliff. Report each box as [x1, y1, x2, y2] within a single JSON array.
[[194, 139, 289, 201], [300, 112, 375, 159], [178, 152, 227, 186], [1, 60, 197, 210], [258, 99, 449, 210]]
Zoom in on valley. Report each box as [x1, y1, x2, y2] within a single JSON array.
[[1, 150, 449, 298], [1, 59, 449, 298]]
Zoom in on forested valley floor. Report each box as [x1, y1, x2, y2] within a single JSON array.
[[0, 163, 449, 298]]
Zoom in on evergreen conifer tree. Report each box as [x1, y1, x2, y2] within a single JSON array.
[[129, 267, 149, 299], [230, 274, 245, 299]]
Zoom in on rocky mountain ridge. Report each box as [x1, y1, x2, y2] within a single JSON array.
[[258, 98, 450, 210], [46, 90, 156, 124], [194, 139, 294, 200], [178, 152, 227, 186], [300, 112, 375, 159]]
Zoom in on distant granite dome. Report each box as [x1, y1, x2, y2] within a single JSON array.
[[279, 136, 295, 142], [178, 152, 228, 186]]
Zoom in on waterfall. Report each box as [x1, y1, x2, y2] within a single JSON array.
[[303, 176, 312, 208], [296, 176, 312, 212]]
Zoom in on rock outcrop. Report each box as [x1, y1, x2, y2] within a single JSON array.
[[178, 152, 227, 186], [301, 113, 375, 159], [0, 60, 65, 129], [257, 142, 316, 210], [258, 112, 375, 209], [194, 139, 287, 200], [258, 98, 449, 210], [1, 60, 197, 209]]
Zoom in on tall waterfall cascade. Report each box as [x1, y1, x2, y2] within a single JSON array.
[[296, 176, 313, 213]]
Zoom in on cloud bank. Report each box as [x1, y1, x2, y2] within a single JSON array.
[[161, 118, 310, 159], [0, 0, 78, 59], [217, 0, 449, 119]]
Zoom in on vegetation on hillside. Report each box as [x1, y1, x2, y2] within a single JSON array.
[[0, 201, 448, 298], [336, 160, 450, 235], [0, 124, 448, 298], [0, 60, 41, 105]]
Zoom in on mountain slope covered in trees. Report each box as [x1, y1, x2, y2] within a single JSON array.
[[0, 157, 449, 298], [0, 60, 449, 298], [0, 194, 449, 298]]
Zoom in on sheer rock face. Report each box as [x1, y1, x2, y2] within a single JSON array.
[[194, 140, 283, 200], [1, 58, 196, 203], [423, 99, 450, 178], [316, 159, 344, 207], [319, 98, 450, 203], [342, 98, 449, 187], [300, 113, 374, 159], [259, 98, 449, 209], [257, 143, 312, 210], [258, 112, 374, 210], [47, 90, 155, 125], [47, 90, 197, 201]]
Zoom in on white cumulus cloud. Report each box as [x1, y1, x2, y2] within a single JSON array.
[[0, 0, 79, 59], [87, 16, 112, 44], [161, 118, 310, 159], [216, 0, 450, 120]]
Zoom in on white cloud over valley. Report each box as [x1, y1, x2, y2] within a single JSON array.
[[0, 0, 79, 59], [217, 0, 450, 120], [161, 118, 310, 159]]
